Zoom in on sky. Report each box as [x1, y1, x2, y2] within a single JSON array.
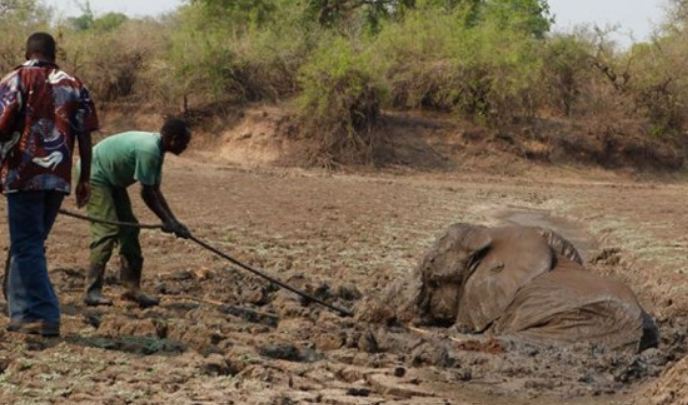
[[46, 0, 671, 44], [548, 0, 671, 45], [45, 0, 183, 18]]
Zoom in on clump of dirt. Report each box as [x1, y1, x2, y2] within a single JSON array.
[[639, 354, 688, 404], [257, 343, 322, 363]]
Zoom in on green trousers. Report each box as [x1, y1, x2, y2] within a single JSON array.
[[88, 183, 143, 268]]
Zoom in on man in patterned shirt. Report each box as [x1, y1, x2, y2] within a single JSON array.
[[0, 32, 98, 337]]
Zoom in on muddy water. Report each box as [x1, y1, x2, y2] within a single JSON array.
[[494, 208, 596, 261]]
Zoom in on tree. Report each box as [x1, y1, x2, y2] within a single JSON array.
[[93, 12, 128, 31], [0, 0, 32, 16], [306, 0, 414, 29], [416, 0, 552, 37], [190, 0, 278, 29], [67, 1, 94, 31], [664, 0, 688, 32], [0, 0, 47, 22], [481, 0, 553, 38]]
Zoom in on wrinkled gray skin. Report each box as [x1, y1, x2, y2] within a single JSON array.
[[413, 224, 582, 328], [360, 223, 658, 352]]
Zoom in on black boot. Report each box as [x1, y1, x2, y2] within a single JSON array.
[[119, 256, 159, 308], [84, 263, 113, 306]]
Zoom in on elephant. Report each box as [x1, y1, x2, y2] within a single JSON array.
[[362, 223, 658, 352]]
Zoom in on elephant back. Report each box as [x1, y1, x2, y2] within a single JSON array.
[[458, 226, 554, 332], [492, 259, 657, 351]]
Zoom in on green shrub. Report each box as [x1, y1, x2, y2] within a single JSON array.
[[297, 36, 383, 166], [628, 36, 688, 136], [372, 5, 542, 124], [166, 1, 318, 109], [539, 34, 594, 116], [0, 0, 50, 73], [58, 19, 170, 103]]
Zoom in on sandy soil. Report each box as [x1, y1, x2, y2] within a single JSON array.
[[0, 153, 687, 404]]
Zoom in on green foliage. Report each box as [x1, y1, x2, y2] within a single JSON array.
[[297, 36, 383, 165], [0, 0, 47, 23], [306, 0, 414, 31], [57, 18, 170, 103], [67, 1, 128, 33], [415, 0, 552, 37], [372, 5, 542, 123], [539, 34, 593, 115], [480, 0, 552, 38], [628, 35, 688, 136], [6, 0, 688, 165], [93, 12, 129, 31], [0, 0, 50, 73], [167, 1, 318, 105], [189, 0, 279, 32]]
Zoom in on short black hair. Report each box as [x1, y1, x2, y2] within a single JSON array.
[[26, 32, 56, 61], [160, 117, 191, 141]]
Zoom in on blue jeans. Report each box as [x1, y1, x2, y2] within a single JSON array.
[[6, 190, 64, 324]]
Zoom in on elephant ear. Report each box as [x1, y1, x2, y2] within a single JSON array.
[[421, 223, 493, 283], [535, 227, 584, 265], [462, 226, 492, 257]]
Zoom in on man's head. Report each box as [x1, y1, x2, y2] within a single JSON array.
[[160, 117, 191, 155], [25, 32, 57, 62]]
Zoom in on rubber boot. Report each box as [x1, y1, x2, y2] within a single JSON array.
[[84, 263, 113, 306], [119, 255, 159, 308]]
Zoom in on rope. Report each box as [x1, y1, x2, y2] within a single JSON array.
[[57, 208, 353, 317]]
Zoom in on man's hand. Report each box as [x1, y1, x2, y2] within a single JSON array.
[[76, 181, 91, 208], [162, 220, 191, 239]]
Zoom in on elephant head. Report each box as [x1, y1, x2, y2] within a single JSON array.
[[414, 223, 492, 325]]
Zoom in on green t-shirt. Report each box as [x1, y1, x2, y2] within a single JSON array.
[[91, 131, 164, 187]]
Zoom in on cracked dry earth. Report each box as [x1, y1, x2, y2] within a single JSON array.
[[1, 155, 688, 404]]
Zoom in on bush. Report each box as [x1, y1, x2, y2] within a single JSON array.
[[297, 36, 383, 166], [165, 1, 319, 109], [58, 19, 170, 103], [539, 34, 593, 116], [0, 0, 50, 73], [628, 36, 688, 136], [372, 5, 542, 124]]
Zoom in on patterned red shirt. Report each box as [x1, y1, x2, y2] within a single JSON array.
[[0, 60, 98, 193]]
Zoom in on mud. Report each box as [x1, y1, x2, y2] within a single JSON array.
[[0, 156, 687, 403]]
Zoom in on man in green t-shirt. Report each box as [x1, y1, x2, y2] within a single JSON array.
[[84, 118, 191, 308]]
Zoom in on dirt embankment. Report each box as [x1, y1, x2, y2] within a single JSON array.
[[95, 102, 686, 173], [179, 104, 685, 172]]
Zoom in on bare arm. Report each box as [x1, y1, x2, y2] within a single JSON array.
[[141, 184, 175, 224], [141, 184, 190, 238]]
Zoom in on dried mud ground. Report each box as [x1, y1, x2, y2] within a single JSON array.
[[1, 154, 688, 404]]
